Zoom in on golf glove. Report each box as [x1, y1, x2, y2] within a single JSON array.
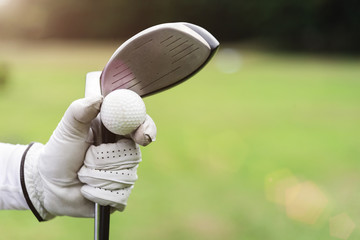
[[0, 96, 156, 221]]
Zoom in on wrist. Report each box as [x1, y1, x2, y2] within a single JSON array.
[[0, 143, 29, 210], [20, 142, 55, 221]]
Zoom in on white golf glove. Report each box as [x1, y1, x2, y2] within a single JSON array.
[[20, 96, 156, 221]]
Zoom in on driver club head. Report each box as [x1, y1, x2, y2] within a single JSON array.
[[99, 22, 219, 97], [85, 22, 219, 240]]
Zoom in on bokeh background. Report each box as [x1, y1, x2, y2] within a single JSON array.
[[1, 0, 360, 239]]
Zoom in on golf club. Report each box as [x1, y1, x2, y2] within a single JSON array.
[[85, 22, 219, 240]]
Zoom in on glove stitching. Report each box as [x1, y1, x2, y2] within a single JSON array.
[[95, 187, 131, 195]]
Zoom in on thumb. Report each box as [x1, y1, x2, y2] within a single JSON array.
[[39, 96, 103, 180], [62, 96, 103, 140]]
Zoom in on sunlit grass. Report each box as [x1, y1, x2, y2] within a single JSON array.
[[0, 40, 360, 239]]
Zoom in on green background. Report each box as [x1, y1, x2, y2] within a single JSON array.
[[0, 41, 359, 239]]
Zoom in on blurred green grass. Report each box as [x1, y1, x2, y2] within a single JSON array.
[[0, 41, 359, 240]]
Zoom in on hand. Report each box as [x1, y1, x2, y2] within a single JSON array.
[[78, 114, 157, 210], [22, 96, 156, 220]]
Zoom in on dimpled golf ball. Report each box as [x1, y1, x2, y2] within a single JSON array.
[[101, 89, 146, 135]]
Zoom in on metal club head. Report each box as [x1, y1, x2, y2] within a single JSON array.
[[86, 22, 219, 240], [100, 22, 219, 97]]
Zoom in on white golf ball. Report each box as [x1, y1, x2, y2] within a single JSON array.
[[101, 89, 146, 135]]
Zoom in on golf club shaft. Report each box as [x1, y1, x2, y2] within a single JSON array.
[[85, 72, 112, 240], [95, 204, 111, 240], [96, 125, 117, 240]]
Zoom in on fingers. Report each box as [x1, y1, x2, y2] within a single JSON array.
[[78, 139, 141, 211], [83, 138, 141, 169], [90, 112, 156, 146], [80, 185, 132, 211], [130, 114, 157, 146], [78, 166, 138, 190]]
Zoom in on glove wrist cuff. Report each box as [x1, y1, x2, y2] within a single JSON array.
[[20, 142, 55, 221]]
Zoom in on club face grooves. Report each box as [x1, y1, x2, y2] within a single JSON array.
[[100, 22, 219, 97]]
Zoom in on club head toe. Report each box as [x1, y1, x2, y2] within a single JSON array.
[[180, 22, 220, 51]]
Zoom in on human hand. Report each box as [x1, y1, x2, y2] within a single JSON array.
[[21, 96, 156, 221]]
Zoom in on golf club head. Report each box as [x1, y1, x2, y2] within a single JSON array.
[[86, 23, 219, 240], [100, 22, 219, 97]]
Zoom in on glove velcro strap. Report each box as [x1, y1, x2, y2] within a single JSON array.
[[20, 142, 54, 221]]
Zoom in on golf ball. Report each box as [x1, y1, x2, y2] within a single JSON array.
[[101, 89, 146, 135]]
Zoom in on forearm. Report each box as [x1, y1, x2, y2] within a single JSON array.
[[0, 143, 29, 210]]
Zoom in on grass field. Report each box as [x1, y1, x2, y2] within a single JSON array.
[[0, 40, 359, 240]]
